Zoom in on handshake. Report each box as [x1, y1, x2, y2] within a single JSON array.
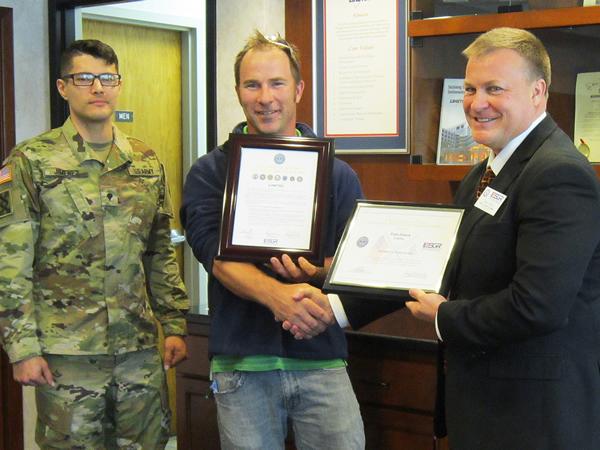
[[268, 254, 338, 340], [214, 253, 446, 342], [268, 254, 448, 333]]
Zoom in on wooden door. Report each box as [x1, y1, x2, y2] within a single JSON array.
[[82, 19, 184, 263], [82, 19, 183, 434]]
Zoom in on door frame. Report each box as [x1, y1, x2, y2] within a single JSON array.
[[0, 6, 22, 450], [48, 0, 216, 149], [48, 0, 214, 314], [74, 2, 208, 314]]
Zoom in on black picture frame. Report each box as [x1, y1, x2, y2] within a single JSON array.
[[217, 133, 334, 264], [323, 200, 465, 301]]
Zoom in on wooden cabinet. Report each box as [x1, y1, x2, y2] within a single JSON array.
[[1, 350, 22, 450], [407, 4, 600, 176], [176, 316, 220, 450], [346, 331, 446, 450]]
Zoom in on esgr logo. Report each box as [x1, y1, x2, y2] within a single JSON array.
[[356, 236, 369, 248], [423, 242, 442, 249]]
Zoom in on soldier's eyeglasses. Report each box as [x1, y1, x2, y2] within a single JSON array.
[[62, 72, 122, 87]]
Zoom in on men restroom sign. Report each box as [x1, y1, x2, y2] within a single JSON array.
[[115, 110, 133, 122]]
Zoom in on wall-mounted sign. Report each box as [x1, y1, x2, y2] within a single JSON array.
[[115, 110, 134, 122]]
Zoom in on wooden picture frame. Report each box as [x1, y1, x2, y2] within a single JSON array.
[[217, 133, 334, 264]]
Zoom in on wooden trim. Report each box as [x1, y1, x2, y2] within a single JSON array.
[[409, 5, 600, 37], [285, 0, 313, 127], [0, 352, 22, 450], [206, 0, 217, 150], [0, 8, 22, 450], [407, 164, 471, 182], [0, 7, 15, 161]]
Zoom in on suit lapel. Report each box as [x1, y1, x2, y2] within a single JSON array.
[[441, 116, 558, 298]]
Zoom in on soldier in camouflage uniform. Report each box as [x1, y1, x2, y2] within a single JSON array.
[[0, 40, 189, 449]]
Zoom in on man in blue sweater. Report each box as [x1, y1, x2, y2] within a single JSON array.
[[181, 31, 365, 449]]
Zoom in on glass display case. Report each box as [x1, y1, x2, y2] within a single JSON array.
[[411, 0, 590, 19]]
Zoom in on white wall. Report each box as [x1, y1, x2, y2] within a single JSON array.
[[216, 0, 285, 144], [0, 1, 49, 448], [0, 0, 50, 143]]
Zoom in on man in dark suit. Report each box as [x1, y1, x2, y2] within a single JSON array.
[[288, 27, 600, 450], [404, 27, 600, 449]]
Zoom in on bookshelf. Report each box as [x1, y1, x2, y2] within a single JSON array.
[[407, 5, 600, 178]]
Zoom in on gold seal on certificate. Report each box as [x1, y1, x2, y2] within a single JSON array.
[[216, 133, 334, 263], [324, 201, 465, 301]]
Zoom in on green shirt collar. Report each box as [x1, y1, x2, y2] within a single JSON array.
[[242, 124, 302, 137]]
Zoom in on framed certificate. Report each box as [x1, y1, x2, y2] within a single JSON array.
[[324, 201, 464, 301], [217, 133, 334, 263]]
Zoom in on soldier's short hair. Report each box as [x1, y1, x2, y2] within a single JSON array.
[[462, 27, 551, 91], [60, 39, 119, 76], [234, 30, 301, 86]]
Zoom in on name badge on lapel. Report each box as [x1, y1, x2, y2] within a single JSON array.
[[475, 187, 507, 216]]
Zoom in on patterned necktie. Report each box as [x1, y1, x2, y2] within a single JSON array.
[[476, 167, 495, 199]]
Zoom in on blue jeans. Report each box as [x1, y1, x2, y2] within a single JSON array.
[[212, 368, 365, 450]]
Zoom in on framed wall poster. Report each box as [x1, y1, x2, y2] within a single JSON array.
[[314, 0, 408, 153]]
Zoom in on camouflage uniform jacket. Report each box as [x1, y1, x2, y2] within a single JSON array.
[[0, 118, 189, 363]]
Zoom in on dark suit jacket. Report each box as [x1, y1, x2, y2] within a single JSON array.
[[437, 115, 600, 450], [339, 115, 600, 449]]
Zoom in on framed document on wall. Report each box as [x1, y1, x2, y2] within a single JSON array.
[[217, 133, 334, 264], [324, 201, 464, 301], [314, 0, 408, 153], [574, 71, 600, 162]]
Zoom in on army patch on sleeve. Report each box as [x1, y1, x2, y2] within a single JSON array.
[[0, 165, 12, 185], [0, 189, 12, 218]]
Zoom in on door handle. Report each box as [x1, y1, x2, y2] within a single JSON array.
[[170, 229, 186, 246]]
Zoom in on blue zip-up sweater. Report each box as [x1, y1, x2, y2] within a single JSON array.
[[181, 122, 363, 359]]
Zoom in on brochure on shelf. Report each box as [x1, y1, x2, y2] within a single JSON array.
[[436, 78, 489, 165]]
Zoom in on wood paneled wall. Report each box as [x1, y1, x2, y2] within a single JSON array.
[[285, 0, 313, 129], [284, 1, 456, 204], [285, 0, 458, 338]]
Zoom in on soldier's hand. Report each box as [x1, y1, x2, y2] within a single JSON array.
[[13, 356, 55, 387], [163, 335, 187, 370]]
